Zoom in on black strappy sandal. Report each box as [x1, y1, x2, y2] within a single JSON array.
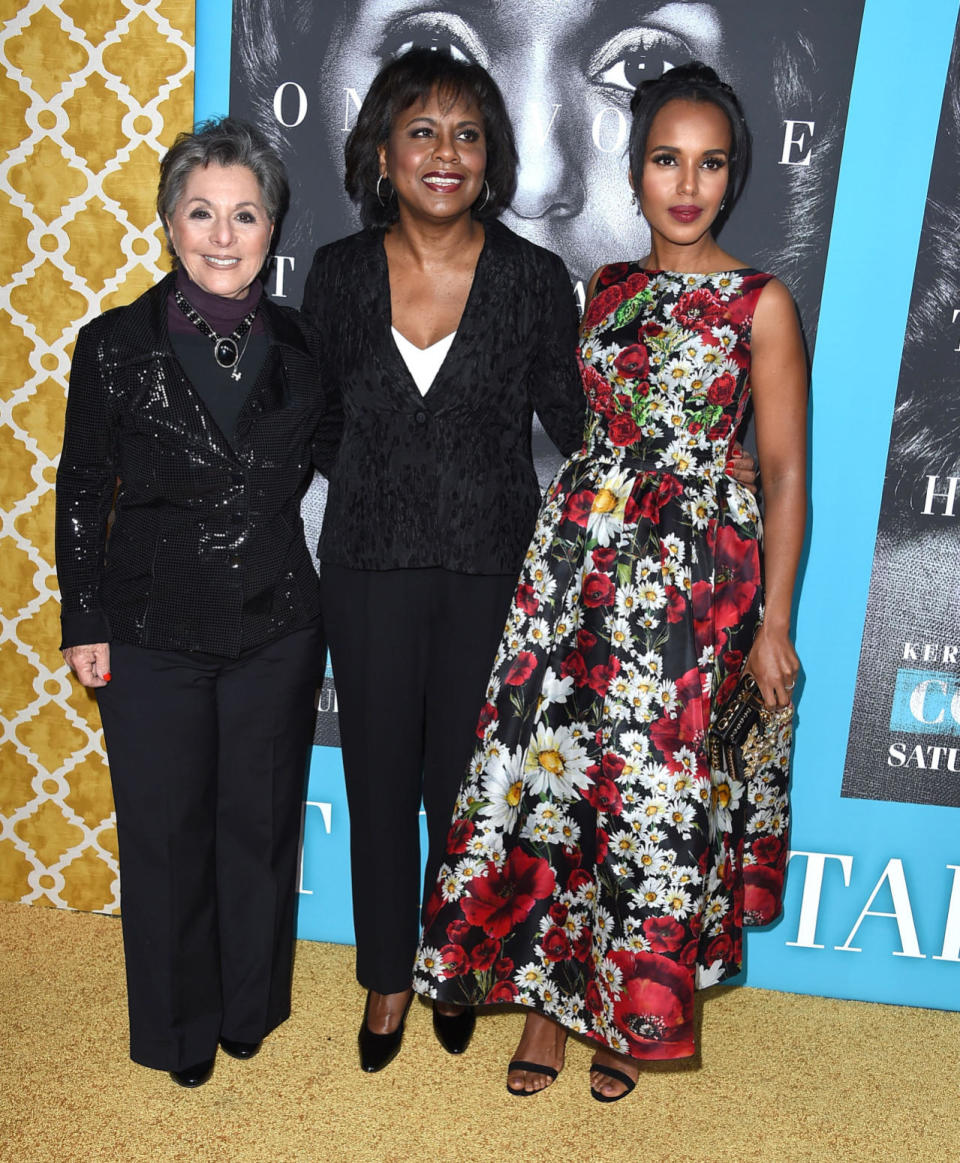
[[506, 1059, 559, 1096], [589, 1062, 637, 1103]]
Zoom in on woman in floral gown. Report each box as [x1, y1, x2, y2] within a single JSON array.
[[413, 63, 807, 1102]]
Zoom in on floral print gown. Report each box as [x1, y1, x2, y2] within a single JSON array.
[[414, 264, 792, 1061]]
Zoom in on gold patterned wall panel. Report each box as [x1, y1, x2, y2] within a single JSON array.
[[0, 0, 194, 912]]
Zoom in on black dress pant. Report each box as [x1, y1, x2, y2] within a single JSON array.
[[96, 621, 323, 1071], [321, 565, 515, 994]]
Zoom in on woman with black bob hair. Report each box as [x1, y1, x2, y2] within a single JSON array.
[[343, 48, 518, 227], [57, 117, 334, 1088], [301, 47, 586, 1072], [415, 61, 805, 1102]]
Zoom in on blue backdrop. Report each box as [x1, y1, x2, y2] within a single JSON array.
[[197, 0, 960, 1009]]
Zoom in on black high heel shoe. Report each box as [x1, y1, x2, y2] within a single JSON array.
[[169, 1057, 215, 1088], [219, 1036, 262, 1060], [358, 991, 412, 1073], [432, 1002, 476, 1055]]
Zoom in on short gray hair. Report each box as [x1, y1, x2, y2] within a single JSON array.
[[157, 116, 289, 255]]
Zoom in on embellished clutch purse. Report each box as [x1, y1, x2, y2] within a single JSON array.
[[710, 672, 767, 753], [707, 672, 793, 775]]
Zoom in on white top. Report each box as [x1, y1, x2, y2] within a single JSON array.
[[391, 327, 456, 396]]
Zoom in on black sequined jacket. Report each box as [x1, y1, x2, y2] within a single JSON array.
[[56, 272, 337, 657], [302, 221, 586, 575]]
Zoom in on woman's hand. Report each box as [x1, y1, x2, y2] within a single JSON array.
[[63, 643, 111, 688], [726, 442, 758, 495], [746, 624, 798, 709]]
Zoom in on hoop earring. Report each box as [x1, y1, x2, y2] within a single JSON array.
[[475, 180, 491, 213], [376, 174, 392, 207]]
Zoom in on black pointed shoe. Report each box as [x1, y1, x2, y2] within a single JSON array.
[[358, 992, 411, 1073], [169, 1057, 215, 1088], [219, 1037, 262, 1060], [432, 1002, 476, 1055]]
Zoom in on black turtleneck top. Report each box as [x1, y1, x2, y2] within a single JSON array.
[[168, 268, 269, 446]]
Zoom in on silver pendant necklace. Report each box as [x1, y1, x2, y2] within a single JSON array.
[[174, 288, 257, 381]]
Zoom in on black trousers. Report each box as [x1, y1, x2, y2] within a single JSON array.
[[321, 565, 515, 994], [96, 621, 324, 1070]]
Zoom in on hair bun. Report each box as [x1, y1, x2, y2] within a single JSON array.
[[630, 60, 722, 114]]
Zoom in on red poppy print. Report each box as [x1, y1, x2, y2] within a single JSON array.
[[587, 657, 621, 697], [583, 282, 625, 329], [585, 980, 604, 1014], [614, 344, 650, 380], [649, 668, 708, 770], [608, 951, 696, 1059], [582, 572, 616, 607], [446, 920, 471, 943], [470, 937, 500, 971], [504, 651, 538, 686], [516, 583, 539, 615], [559, 650, 588, 687], [563, 488, 595, 527], [476, 701, 498, 738], [567, 868, 594, 893], [581, 364, 614, 416], [541, 926, 573, 962], [713, 526, 761, 632], [639, 473, 683, 521], [598, 262, 629, 286], [461, 849, 555, 938], [438, 943, 470, 978], [608, 413, 642, 446], [706, 933, 734, 964], [643, 916, 686, 953], [673, 288, 727, 331], [707, 372, 737, 406], [447, 818, 475, 855], [486, 980, 519, 1003], [583, 771, 623, 816], [752, 835, 784, 866], [623, 271, 650, 298], [743, 864, 785, 925], [577, 628, 598, 651], [572, 926, 592, 961]]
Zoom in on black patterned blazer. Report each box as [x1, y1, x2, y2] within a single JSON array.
[[56, 272, 337, 657], [302, 220, 586, 576]]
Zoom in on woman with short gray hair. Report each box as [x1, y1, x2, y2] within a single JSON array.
[[56, 116, 337, 1088]]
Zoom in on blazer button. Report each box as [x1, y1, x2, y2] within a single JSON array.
[[415, 410, 427, 424], [229, 556, 240, 568]]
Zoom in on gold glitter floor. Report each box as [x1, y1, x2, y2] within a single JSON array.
[[1, 900, 957, 1163]]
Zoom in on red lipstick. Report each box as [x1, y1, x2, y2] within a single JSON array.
[[422, 171, 464, 192], [668, 205, 703, 223]]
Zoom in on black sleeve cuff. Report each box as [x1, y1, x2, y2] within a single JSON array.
[[59, 610, 111, 650]]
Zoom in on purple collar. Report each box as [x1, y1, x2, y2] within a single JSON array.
[[170, 268, 265, 336]]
